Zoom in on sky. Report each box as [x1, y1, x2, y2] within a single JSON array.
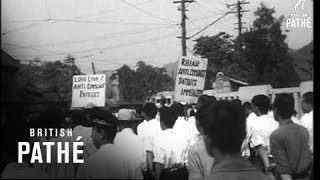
[[1, 0, 313, 74]]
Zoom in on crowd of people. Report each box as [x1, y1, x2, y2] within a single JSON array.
[[1, 92, 314, 180]]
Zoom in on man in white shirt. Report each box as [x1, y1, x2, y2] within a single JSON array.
[[250, 95, 278, 173], [76, 109, 126, 179], [301, 92, 313, 153], [137, 102, 162, 178], [242, 101, 259, 159], [114, 128, 144, 179], [154, 106, 188, 180], [172, 103, 191, 150]]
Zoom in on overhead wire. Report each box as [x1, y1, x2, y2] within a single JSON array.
[[196, 0, 227, 14], [189, 5, 237, 39], [119, 0, 176, 23], [6, 26, 180, 59], [1, 20, 48, 36], [19, 24, 176, 48]]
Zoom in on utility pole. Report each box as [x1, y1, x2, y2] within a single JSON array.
[[92, 62, 96, 74], [227, 0, 249, 43], [174, 0, 193, 56]]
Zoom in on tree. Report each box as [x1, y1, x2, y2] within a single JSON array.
[[193, 3, 300, 88], [193, 33, 253, 89], [117, 61, 174, 103], [16, 56, 82, 103], [236, 3, 300, 87]]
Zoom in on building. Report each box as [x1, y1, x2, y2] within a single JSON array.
[[211, 72, 248, 93]]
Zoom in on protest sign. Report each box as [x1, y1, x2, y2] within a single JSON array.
[[71, 74, 106, 107], [174, 56, 208, 104]]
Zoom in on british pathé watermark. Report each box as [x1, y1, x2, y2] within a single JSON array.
[[286, 0, 312, 28]]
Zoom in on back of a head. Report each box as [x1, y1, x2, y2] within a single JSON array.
[[142, 102, 158, 119], [198, 94, 212, 108], [251, 94, 270, 114], [231, 99, 242, 107], [159, 106, 178, 129], [195, 103, 212, 131], [171, 102, 185, 117], [209, 96, 217, 104], [91, 108, 119, 142], [70, 109, 89, 127], [202, 100, 246, 154], [303, 92, 313, 107], [243, 101, 252, 110], [273, 93, 295, 119]]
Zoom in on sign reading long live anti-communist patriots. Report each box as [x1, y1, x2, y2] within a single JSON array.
[[174, 56, 208, 104], [71, 74, 106, 107]]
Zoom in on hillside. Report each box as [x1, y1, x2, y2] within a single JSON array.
[[163, 61, 178, 79], [290, 41, 313, 81]]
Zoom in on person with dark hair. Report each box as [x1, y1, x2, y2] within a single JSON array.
[[270, 93, 312, 180], [202, 101, 273, 180], [137, 102, 162, 179], [300, 92, 313, 153], [241, 101, 255, 159], [172, 103, 191, 151], [153, 106, 188, 180], [250, 95, 278, 174], [209, 96, 217, 104], [188, 102, 215, 180], [76, 108, 126, 179], [243, 101, 253, 117], [231, 99, 242, 107], [197, 95, 212, 109]]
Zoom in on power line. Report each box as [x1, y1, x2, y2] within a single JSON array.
[[3, 0, 154, 24], [195, 0, 226, 15], [1, 21, 48, 36], [187, 18, 206, 36], [120, 0, 176, 23], [71, 0, 154, 21], [3, 25, 176, 51], [49, 19, 176, 26], [2, 43, 69, 56], [189, 5, 237, 39], [18, 24, 176, 48], [10, 27, 180, 59]]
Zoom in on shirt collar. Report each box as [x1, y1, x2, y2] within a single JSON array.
[[120, 128, 134, 135], [211, 157, 257, 174], [259, 114, 269, 118], [163, 128, 175, 134], [99, 143, 114, 151]]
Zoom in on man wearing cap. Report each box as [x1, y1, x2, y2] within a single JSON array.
[[76, 108, 126, 179]]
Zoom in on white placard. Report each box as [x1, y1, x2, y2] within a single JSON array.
[[174, 56, 208, 104], [71, 74, 106, 107]]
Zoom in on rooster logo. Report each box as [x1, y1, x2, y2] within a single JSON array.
[[295, 0, 307, 10]]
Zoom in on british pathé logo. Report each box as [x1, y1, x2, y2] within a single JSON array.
[[295, 0, 306, 10], [286, 0, 311, 28]]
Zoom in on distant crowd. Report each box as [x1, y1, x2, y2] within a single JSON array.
[[1, 92, 314, 180]]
